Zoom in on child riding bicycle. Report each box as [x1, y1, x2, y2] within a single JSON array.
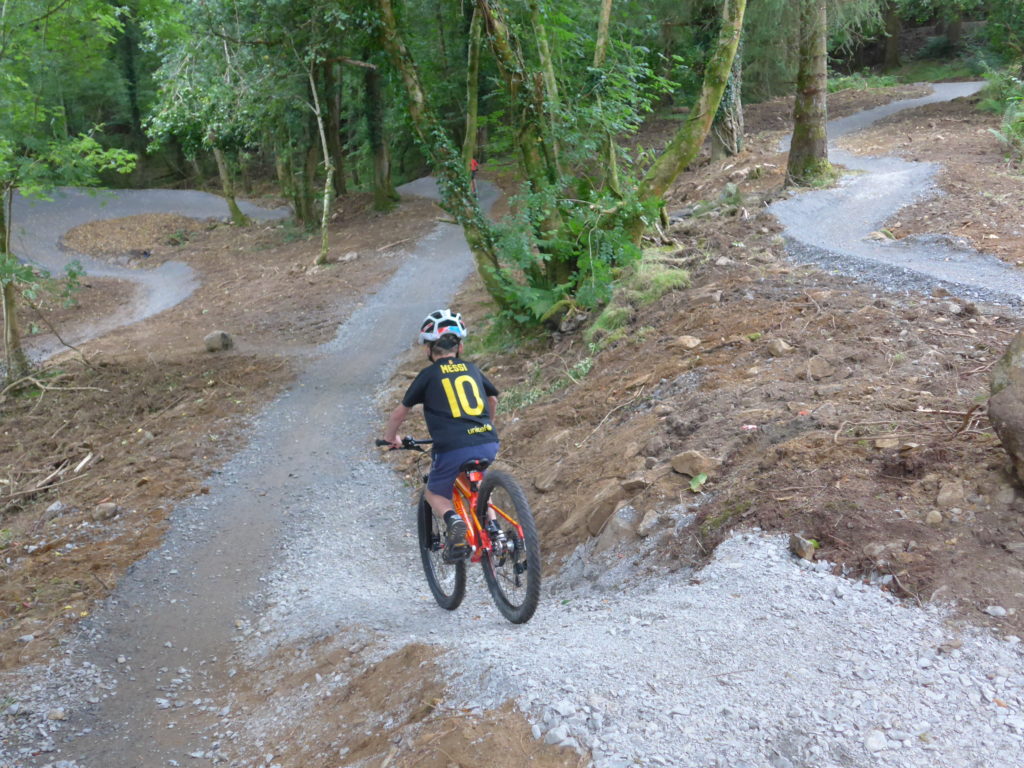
[[382, 309, 499, 560]]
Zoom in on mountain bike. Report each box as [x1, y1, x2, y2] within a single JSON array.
[[376, 437, 541, 624]]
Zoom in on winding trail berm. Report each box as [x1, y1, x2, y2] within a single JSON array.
[[771, 81, 1024, 309]]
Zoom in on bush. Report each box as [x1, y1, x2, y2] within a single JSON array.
[[983, 69, 1024, 167]]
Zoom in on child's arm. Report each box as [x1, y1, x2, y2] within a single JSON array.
[[383, 404, 411, 448], [487, 395, 498, 422]]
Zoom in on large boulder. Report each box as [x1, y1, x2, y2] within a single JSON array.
[[989, 332, 1024, 486]]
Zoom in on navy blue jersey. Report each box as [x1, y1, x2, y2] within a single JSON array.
[[402, 357, 499, 452]]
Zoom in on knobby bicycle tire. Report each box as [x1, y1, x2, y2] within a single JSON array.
[[417, 493, 466, 610], [477, 470, 541, 624]]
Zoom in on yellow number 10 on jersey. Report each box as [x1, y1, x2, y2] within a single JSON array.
[[441, 375, 485, 417]]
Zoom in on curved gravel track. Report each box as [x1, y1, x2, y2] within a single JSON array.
[[770, 81, 1024, 310], [4, 89, 1024, 768], [9, 188, 289, 360]]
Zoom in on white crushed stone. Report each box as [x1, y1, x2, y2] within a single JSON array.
[[247, 453, 1024, 768]]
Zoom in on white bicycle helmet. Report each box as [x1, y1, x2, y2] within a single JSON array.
[[419, 309, 468, 344], [419, 308, 467, 344]]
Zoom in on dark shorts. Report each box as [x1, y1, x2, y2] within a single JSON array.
[[427, 442, 499, 496]]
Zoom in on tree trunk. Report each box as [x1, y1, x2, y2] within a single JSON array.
[[638, 0, 747, 203], [211, 145, 250, 225], [786, 0, 829, 185], [365, 60, 399, 211], [462, 7, 483, 169], [309, 68, 335, 266], [117, 2, 145, 150], [883, 2, 901, 70], [593, 0, 621, 195], [434, 0, 451, 79], [1, 190, 29, 382], [376, 0, 509, 306], [300, 141, 318, 225], [325, 62, 348, 197], [476, 0, 563, 286], [947, 15, 963, 47], [529, 0, 559, 108], [2, 279, 29, 382], [476, 0, 559, 185], [275, 151, 295, 208], [711, 34, 744, 160]]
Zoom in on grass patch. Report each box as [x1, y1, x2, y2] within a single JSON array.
[[499, 355, 595, 413], [787, 160, 842, 189], [892, 59, 980, 84], [699, 499, 752, 537], [626, 261, 692, 306], [828, 70, 899, 93], [583, 304, 632, 346]]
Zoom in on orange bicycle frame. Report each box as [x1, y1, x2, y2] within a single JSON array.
[[452, 469, 525, 563]]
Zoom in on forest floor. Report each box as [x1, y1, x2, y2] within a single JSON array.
[[1, 82, 1023, 766]]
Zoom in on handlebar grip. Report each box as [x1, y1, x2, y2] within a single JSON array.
[[375, 439, 392, 447]]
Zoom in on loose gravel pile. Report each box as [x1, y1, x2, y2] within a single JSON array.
[[249, 477, 1024, 768]]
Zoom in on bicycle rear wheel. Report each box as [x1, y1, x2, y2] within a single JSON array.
[[477, 470, 541, 624], [417, 493, 466, 610]]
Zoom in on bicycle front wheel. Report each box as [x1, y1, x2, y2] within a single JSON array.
[[477, 470, 541, 624], [417, 493, 466, 610]]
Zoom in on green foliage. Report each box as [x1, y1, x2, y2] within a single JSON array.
[[983, 70, 1024, 166], [985, 0, 1024, 62], [490, 185, 655, 323], [827, 69, 899, 92]]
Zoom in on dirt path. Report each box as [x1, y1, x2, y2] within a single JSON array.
[[771, 81, 1024, 308], [10, 189, 290, 361]]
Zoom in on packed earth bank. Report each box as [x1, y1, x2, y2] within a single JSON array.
[[0, 83, 1023, 767]]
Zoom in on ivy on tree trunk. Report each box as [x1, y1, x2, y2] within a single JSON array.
[[638, 0, 747, 203]]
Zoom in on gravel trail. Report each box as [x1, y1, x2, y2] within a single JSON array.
[[239, 85, 1024, 767], [9, 188, 289, 360], [4, 87, 1024, 768], [770, 81, 1024, 309]]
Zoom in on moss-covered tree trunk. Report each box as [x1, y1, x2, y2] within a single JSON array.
[[462, 7, 482, 169], [711, 35, 744, 160], [476, 0, 565, 284], [211, 145, 249, 226], [638, 0, 747, 204], [376, 0, 509, 305], [529, 0, 559, 108], [476, 0, 559, 186], [593, 0, 620, 195], [786, 0, 829, 185]]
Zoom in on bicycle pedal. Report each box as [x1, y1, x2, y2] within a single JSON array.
[[442, 545, 470, 564]]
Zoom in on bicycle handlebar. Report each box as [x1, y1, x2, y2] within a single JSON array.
[[376, 436, 433, 451]]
